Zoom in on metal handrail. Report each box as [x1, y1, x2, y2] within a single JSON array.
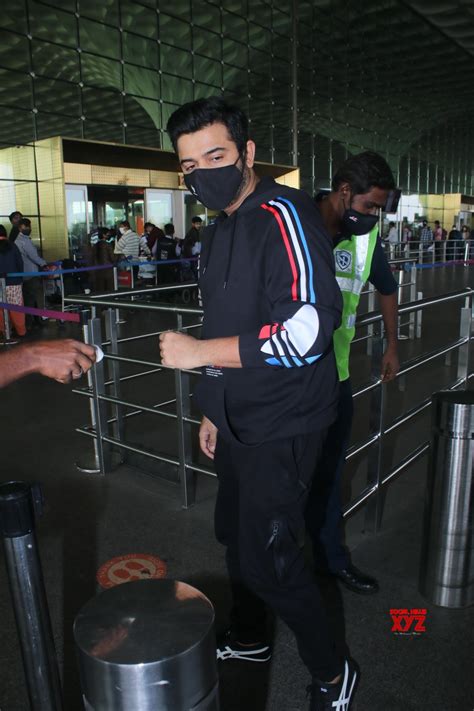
[[71, 279, 473, 530]]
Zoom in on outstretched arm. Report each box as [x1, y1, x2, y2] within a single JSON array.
[[0, 339, 97, 388]]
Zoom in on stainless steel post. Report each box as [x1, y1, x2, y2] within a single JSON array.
[[364, 330, 386, 533], [416, 290, 423, 338], [457, 304, 472, 386], [74, 579, 219, 711], [88, 316, 111, 474], [104, 308, 125, 447], [0, 482, 63, 711], [409, 266, 417, 340], [419, 391, 474, 608], [174, 313, 196, 508], [366, 282, 375, 356], [113, 266, 125, 324], [76, 314, 101, 474]]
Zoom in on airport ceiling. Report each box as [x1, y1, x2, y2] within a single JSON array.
[[295, 0, 474, 155], [0, 0, 472, 163]]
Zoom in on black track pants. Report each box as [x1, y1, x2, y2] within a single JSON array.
[[214, 430, 343, 682]]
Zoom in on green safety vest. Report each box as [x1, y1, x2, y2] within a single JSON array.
[[333, 225, 379, 381]]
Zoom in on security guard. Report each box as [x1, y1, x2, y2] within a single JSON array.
[[306, 151, 400, 594]]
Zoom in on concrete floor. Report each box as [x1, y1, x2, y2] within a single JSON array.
[[0, 264, 473, 711]]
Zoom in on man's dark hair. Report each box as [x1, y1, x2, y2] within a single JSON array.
[[19, 217, 31, 228], [144, 222, 155, 229], [434, 220, 440, 226], [119, 220, 131, 229], [164, 223, 174, 235], [332, 151, 396, 195], [167, 96, 249, 154], [192, 216, 203, 224], [0, 224, 7, 237], [9, 211, 21, 223]]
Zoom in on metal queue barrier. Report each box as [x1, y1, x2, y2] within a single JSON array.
[[419, 390, 474, 608], [384, 238, 474, 266], [65, 283, 474, 535]]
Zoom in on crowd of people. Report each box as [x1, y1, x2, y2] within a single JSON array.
[[0, 209, 206, 339], [0, 211, 50, 338], [384, 218, 473, 259], [84, 216, 203, 291]]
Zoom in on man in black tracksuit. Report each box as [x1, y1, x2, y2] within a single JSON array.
[[160, 97, 358, 710]]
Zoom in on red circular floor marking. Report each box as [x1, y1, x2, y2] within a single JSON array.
[[97, 553, 167, 589]]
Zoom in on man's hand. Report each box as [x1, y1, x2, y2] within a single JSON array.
[[30, 339, 97, 384], [381, 344, 399, 382], [159, 331, 203, 369], [199, 416, 218, 460]]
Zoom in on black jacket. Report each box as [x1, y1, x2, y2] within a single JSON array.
[[196, 176, 342, 446], [0, 241, 24, 285]]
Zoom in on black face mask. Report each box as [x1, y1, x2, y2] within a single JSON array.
[[20, 228, 31, 236], [341, 194, 379, 236], [184, 156, 244, 211]]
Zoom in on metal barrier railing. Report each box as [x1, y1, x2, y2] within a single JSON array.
[[384, 238, 474, 265], [65, 279, 474, 533]]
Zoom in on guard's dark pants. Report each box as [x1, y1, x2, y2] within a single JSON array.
[[305, 379, 354, 572], [214, 430, 343, 682]]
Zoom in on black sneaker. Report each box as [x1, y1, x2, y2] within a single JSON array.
[[216, 629, 272, 663], [307, 659, 359, 710]]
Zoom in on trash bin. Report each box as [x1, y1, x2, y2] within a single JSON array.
[[74, 579, 219, 710], [419, 390, 474, 608]]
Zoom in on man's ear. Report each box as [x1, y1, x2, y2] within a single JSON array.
[[338, 181, 351, 200], [245, 140, 256, 168]]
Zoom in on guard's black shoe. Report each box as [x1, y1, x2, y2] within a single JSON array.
[[308, 659, 359, 711], [333, 564, 379, 595], [216, 629, 272, 663]]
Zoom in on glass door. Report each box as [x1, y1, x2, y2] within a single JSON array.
[[65, 184, 89, 256], [145, 189, 173, 230]]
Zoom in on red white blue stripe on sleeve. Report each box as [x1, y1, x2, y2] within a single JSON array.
[[261, 197, 316, 304], [259, 198, 320, 367]]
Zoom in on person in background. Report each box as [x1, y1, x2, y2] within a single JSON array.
[[461, 225, 471, 260], [447, 224, 461, 261], [401, 222, 412, 243], [143, 222, 165, 257], [183, 216, 203, 258], [0, 339, 96, 388], [433, 220, 443, 261], [137, 232, 155, 285], [0, 224, 26, 337], [115, 220, 140, 259], [15, 217, 47, 329], [94, 228, 116, 292], [420, 220, 433, 254], [8, 210, 23, 243], [385, 221, 398, 257]]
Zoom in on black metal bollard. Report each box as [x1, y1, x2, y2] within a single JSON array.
[[0, 481, 63, 710]]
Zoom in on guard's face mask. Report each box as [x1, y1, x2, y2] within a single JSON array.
[[20, 228, 31, 236], [341, 194, 379, 236], [184, 155, 244, 211]]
